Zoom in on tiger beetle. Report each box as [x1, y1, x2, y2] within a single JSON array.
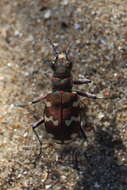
[[15, 39, 110, 163]]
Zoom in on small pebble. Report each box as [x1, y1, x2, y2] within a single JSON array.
[[74, 23, 81, 30], [45, 184, 52, 189], [44, 10, 52, 19], [61, 175, 66, 180], [97, 112, 105, 119], [14, 30, 22, 37], [61, 0, 69, 5], [94, 182, 100, 188]]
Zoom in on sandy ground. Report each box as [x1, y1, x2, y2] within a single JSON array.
[[0, 0, 127, 189]]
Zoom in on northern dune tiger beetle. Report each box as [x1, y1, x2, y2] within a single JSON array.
[[16, 40, 104, 159]]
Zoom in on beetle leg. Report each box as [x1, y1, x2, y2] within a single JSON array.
[[76, 91, 102, 99], [31, 94, 47, 104], [80, 124, 87, 140], [80, 108, 87, 140], [73, 79, 91, 85], [14, 95, 47, 107], [72, 149, 79, 170], [32, 118, 44, 160]]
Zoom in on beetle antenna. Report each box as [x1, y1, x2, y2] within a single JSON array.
[[48, 38, 60, 56], [48, 39, 61, 67], [65, 40, 74, 61]]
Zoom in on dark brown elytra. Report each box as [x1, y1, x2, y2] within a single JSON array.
[[15, 40, 104, 160]]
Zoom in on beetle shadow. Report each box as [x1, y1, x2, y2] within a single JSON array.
[[73, 114, 127, 190]]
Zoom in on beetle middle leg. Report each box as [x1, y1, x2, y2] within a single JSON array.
[[14, 94, 47, 107], [32, 118, 44, 161], [76, 90, 102, 99]]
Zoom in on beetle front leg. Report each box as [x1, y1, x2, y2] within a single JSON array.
[[14, 95, 47, 107], [73, 79, 91, 85], [32, 118, 44, 160]]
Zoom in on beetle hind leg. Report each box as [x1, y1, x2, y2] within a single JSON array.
[[32, 118, 44, 162], [80, 107, 87, 141], [80, 126, 87, 140]]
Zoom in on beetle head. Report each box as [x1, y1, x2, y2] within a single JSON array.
[[48, 39, 73, 78], [51, 53, 73, 78]]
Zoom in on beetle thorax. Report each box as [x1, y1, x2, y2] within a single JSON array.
[[52, 75, 73, 92], [52, 65, 73, 91]]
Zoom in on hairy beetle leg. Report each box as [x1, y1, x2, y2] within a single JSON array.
[[32, 119, 44, 160]]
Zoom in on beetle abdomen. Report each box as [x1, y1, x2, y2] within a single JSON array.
[[44, 92, 80, 141]]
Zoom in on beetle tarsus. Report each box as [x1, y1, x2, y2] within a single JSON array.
[[14, 102, 32, 107], [15, 95, 47, 108]]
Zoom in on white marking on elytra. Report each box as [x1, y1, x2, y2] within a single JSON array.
[[55, 139, 73, 144], [63, 140, 72, 144], [73, 100, 79, 107], [55, 140, 62, 144], [46, 101, 52, 107], [45, 115, 59, 126], [71, 133, 78, 139], [48, 133, 54, 138], [65, 116, 80, 126]]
